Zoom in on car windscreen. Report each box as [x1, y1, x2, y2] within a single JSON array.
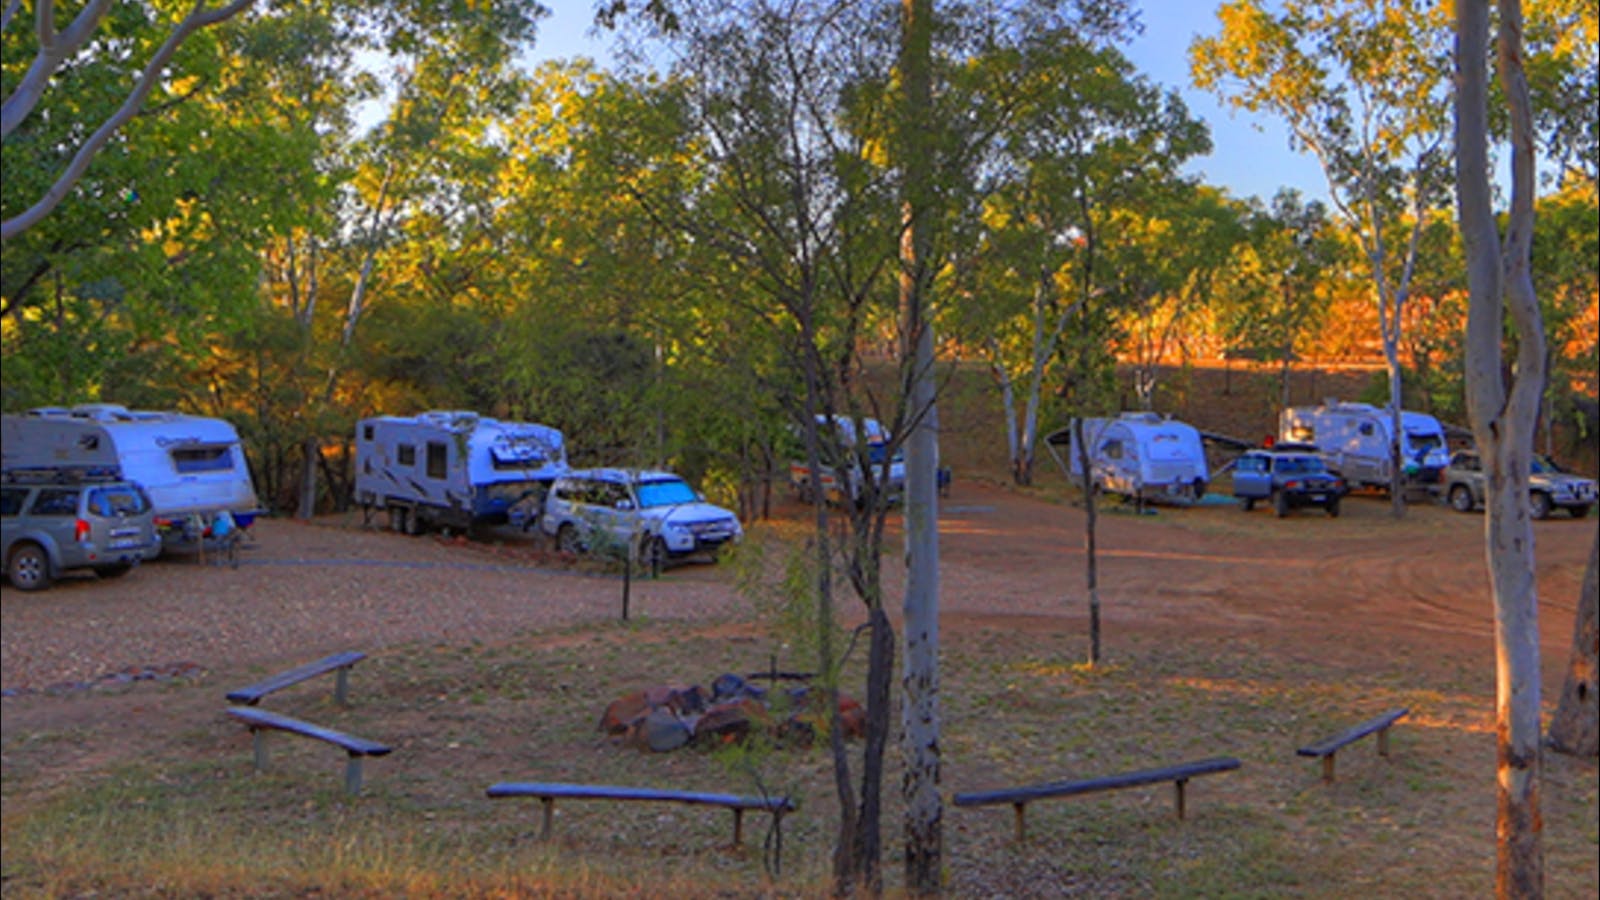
[[636, 478, 698, 508], [1275, 456, 1324, 475]]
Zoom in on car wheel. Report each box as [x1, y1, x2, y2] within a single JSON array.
[[7, 542, 52, 591], [556, 523, 582, 555], [1530, 492, 1553, 520], [94, 563, 135, 579], [1274, 490, 1290, 518], [1449, 485, 1475, 513], [1570, 504, 1592, 519], [1326, 496, 1340, 518]]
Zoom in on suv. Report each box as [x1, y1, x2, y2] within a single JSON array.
[[1232, 446, 1346, 517], [2, 470, 162, 591], [541, 469, 742, 572], [1441, 451, 1596, 519]]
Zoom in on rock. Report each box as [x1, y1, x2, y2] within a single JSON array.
[[694, 698, 767, 743], [598, 690, 651, 734], [641, 707, 692, 752]]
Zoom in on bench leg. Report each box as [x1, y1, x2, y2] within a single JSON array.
[[1321, 754, 1336, 783], [335, 667, 351, 706], [540, 798, 555, 840], [1377, 726, 1391, 758], [732, 808, 744, 847], [345, 755, 365, 795], [1012, 802, 1028, 843], [251, 728, 269, 772], [1174, 778, 1188, 820]]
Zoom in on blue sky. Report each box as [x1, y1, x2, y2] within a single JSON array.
[[525, 0, 1329, 204]]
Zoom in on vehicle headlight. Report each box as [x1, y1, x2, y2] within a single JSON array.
[[667, 522, 692, 533]]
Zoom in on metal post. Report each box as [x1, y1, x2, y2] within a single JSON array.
[[1377, 726, 1391, 757], [732, 808, 744, 846], [540, 798, 555, 840], [1174, 778, 1188, 819], [251, 729, 268, 771], [1012, 802, 1027, 843], [335, 667, 351, 706], [1322, 754, 1336, 783]]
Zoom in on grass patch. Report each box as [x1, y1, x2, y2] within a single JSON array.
[[3, 622, 1595, 898]]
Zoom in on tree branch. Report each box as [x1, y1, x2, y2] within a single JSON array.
[[1, 0, 258, 242]]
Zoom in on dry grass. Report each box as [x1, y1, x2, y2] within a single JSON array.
[[3, 615, 1595, 898]]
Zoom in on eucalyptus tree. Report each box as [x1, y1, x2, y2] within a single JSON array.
[[1, 2, 318, 413], [599, 2, 1138, 892], [1213, 190, 1339, 413], [1107, 182, 1240, 411], [233, 0, 545, 516], [594, 5, 915, 890], [1, 0, 257, 241], [1192, 0, 1456, 516], [949, 30, 1209, 484], [1456, 0, 1550, 893]]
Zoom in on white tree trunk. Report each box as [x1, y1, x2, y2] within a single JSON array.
[[1454, 2, 1546, 894], [899, 0, 941, 892]]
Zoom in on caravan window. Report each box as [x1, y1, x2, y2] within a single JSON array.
[[1101, 440, 1123, 460], [172, 446, 234, 473], [363, 424, 375, 441], [398, 444, 416, 466], [426, 442, 449, 479]]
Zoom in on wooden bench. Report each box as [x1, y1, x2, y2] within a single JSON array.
[[953, 756, 1241, 842], [486, 782, 795, 846], [226, 651, 367, 707], [227, 706, 392, 795], [1297, 707, 1409, 783]]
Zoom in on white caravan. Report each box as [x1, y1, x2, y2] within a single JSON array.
[[1, 405, 260, 537], [1278, 400, 1449, 490], [1053, 412, 1210, 503], [787, 415, 907, 505], [354, 411, 568, 534]]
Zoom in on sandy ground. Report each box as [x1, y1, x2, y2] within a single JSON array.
[[3, 479, 1593, 708]]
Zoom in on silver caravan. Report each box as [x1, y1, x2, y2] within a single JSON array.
[[354, 411, 568, 534], [1279, 400, 1449, 489], [1054, 412, 1210, 503], [2, 405, 260, 536]]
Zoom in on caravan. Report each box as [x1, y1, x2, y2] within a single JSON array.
[[354, 411, 568, 534], [2, 405, 260, 540], [1052, 412, 1210, 504], [787, 415, 907, 506], [1279, 400, 1449, 490]]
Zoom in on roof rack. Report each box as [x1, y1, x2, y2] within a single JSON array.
[[1, 465, 124, 485]]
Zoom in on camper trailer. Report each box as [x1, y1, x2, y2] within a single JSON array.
[[1053, 412, 1210, 504], [2, 405, 260, 540], [787, 415, 907, 506], [354, 411, 568, 534], [1279, 400, 1449, 490]]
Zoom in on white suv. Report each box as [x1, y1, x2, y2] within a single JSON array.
[[540, 469, 742, 572]]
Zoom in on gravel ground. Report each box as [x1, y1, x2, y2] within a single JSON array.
[[5, 480, 1592, 697], [1, 515, 745, 695]]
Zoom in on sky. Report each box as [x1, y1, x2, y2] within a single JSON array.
[[523, 0, 1330, 205]]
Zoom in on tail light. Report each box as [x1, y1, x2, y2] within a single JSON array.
[[75, 518, 91, 543]]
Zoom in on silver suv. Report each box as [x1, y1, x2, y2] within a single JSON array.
[[541, 468, 742, 572], [1442, 451, 1596, 519], [2, 470, 161, 591]]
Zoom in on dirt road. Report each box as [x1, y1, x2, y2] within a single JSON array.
[[4, 479, 1592, 699]]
